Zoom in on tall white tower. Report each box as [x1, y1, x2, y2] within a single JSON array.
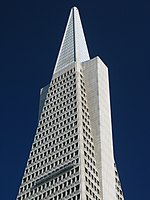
[[16, 7, 124, 200]]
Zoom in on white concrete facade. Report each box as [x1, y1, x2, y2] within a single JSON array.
[[82, 57, 124, 200], [16, 7, 124, 200]]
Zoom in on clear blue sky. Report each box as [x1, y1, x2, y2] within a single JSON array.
[[0, 0, 150, 199]]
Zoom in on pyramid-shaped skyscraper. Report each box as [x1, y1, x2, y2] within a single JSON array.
[[16, 7, 124, 200]]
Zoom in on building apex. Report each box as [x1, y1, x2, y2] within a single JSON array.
[[54, 7, 90, 73], [71, 6, 78, 12], [71, 6, 78, 10]]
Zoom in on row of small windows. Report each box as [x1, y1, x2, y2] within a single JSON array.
[[26, 150, 78, 173], [83, 134, 93, 146], [19, 167, 80, 199], [116, 193, 123, 200], [85, 178, 100, 197], [40, 101, 77, 121], [49, 77, 76, 93], [44, 98, 77, 116], [115, 177, 121, 186], [26, 148, 79, 178], [32, 133, 78, 158], [84, 151, 98, 176], [84, 143, 94, 157], [35, 115, 77, 140], [83, 130, 93, 144], [33, 184, 80, 200], [80, 78, 85, 86], [82, 112, 90, 120], [85, 176, 100, 191], [36, 123, 77, 144], [82, 99, 101, 193], [48, 80, 76, 95], [33, 121, 78, 149], [83, 122, 91, 134], [83, 136, 94, 151], [32, 127, 78, 156], [50, 76, 76, 91], [41, 106, 77, 124], [27, 147, 78, 177], [37, 174, 79, 193], [86, 194, 93, 200], [41, 102, 77, 124], [86, 167, 98, 183], [82, 107, 89, 117], [38, 113, 77, 133], [48, 193, 80, 200], [49, 79, 76, 100], [46, 87, 76, 105], [50, 68, 75, 85], [79, 73, 89, 117], [80, 78, 90, 127], [81, 89, 86, 97], [49, 85, 76, 99], [80, 80, 92, 146], [83, 131, 94, 166], [84, 157, 98, 177], [28, 134, 78, 166], [82, 115, 90, 126], [116, 184, 123, 196], [84, 159, 97, 175], [83, 117, 97, 170], [86, 185, 100, 200], [81, 95, 87, 104], [83, 129, 96, 169], [26, 147, 79, 175], [44, 94, 76, 113], [115, 167, 123, 199], [85, 172, 100, 191], [22, 163, 79, 189], [32, 171, 80, 196], [81, 102, 89, 113]]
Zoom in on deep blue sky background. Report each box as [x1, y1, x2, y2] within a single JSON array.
[[0, 0, 150, 199]]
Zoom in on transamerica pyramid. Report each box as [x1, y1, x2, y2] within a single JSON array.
[[16, 7, 124, 200]]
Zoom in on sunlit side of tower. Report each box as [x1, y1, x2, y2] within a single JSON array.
[[16, 7, 124, 200]]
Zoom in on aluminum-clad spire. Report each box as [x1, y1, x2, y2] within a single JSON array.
[[54, 7, 90, 73]]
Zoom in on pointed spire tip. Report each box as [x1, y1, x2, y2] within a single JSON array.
[[71, 6, 78, 11], [54, 6, 89, 73]]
